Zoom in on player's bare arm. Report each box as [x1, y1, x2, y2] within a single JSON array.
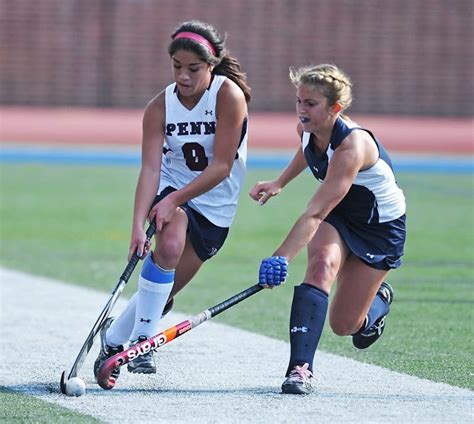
[[274, 135, 365, 261], [129, 92, 165, 258], [249, 124, 307, 205]]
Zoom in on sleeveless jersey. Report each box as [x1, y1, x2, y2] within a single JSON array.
[[159, 75, 247, 227], [302, 117, 406, 224]]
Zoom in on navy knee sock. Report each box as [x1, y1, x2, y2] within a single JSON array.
[[286, 283, 328, 376], [358, 291, 390, 333]]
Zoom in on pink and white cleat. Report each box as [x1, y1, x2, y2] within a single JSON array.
[[281, 363, 313, 395]]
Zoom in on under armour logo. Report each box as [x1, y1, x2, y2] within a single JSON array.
[[140, 318, 151, 323], [313, 166, 319, 172], [290, 326, 309, 333], [209, 247, 218, 256], [205, 110, 213, 115], [365, 317, 386, 337], [366, 253, 375, 259], [373, 317, 386, 336]]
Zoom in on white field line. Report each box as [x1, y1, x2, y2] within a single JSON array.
[[0, 268, 472, 424]]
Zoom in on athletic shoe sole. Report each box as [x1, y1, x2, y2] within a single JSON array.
[[281, 383, 313, 395]]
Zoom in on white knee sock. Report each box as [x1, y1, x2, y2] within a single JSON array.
[[105, 293, 137, 347], [129, 254, 174, 341]]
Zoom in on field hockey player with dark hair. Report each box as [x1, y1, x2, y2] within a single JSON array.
[[94, 20, 251, 383]]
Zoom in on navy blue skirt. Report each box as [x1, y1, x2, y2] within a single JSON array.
[[325, 213, 406, 270], [153, 187, 229, 262]]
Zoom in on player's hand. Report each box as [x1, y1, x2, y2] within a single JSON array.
[[259, 256, 288, 287], [148, 194, 179, 232], [128, 227, 150, 261], [249, 181, 282, 205]]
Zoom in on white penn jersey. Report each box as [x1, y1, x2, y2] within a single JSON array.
[[159, 75, 248, 227], [302, 117, 406, 224]]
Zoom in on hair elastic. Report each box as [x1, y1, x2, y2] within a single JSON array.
[[174, 31, 216, 56]]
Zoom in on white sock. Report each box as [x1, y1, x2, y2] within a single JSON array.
[[129, 254, 174, 341], [129, 278, 173, 340], [105, 293, 137, 347]]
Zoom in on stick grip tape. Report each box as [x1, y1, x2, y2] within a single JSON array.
[[119, 220, 156, 282]]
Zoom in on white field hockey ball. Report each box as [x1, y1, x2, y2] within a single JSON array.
[[65, 377, 86, 397]]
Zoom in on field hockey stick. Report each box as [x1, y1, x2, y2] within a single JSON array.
[[97, 283, 263, 390], [60, 220, 156, 394]]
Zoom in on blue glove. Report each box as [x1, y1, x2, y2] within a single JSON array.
[[259, 256, 288, 286]]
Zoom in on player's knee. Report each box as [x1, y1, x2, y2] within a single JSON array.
[[329, 316, 359, 336], [154, 236, 184, 265], [305, 255, 338, 288]]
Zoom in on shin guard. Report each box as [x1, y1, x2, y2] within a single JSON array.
[[129, 254, 174, 340], [286, 283, 328, 376]]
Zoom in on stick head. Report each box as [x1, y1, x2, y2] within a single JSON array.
[[60, 370, 68, 394], [97, 335, 163, 389], [97, 352, 126, 390]]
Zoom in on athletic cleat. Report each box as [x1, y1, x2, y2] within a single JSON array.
[[281, 363, 313, 395], [127, 336, 157, 374], [94, 317, 124, 381], [161, 297, 174, 318], [352, 282, 394, 350]]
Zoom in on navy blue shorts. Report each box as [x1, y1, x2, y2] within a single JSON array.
[[153, 186, 229, 262], [325, 213, 406, 270]]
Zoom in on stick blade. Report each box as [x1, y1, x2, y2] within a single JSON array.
[[97, 359, 117, 390], [96, 352, 125, 390], [59, 371, 68, 394]]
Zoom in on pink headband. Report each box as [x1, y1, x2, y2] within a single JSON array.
[[174, 31, 216, 56]]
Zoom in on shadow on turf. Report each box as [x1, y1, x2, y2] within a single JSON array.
[[8, 382, 472, 403]]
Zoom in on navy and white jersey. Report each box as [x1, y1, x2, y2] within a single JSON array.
[[302, 117, 406, 270], [302, 117, 406, 224], [159, 75, 248, 228]]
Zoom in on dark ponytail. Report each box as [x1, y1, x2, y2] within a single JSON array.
[[168, 20, 251, 103], [213, 55, 251, 103]]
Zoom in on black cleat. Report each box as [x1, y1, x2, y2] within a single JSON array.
[[127, 336, 157, 374], [281, 363, 313, 395], [94, 318, 124, 381], [353, 282, 394, 350]]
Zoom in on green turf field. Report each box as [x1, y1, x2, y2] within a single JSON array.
[[1, 163, 473, 407], [0, 387, 100, 423]]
